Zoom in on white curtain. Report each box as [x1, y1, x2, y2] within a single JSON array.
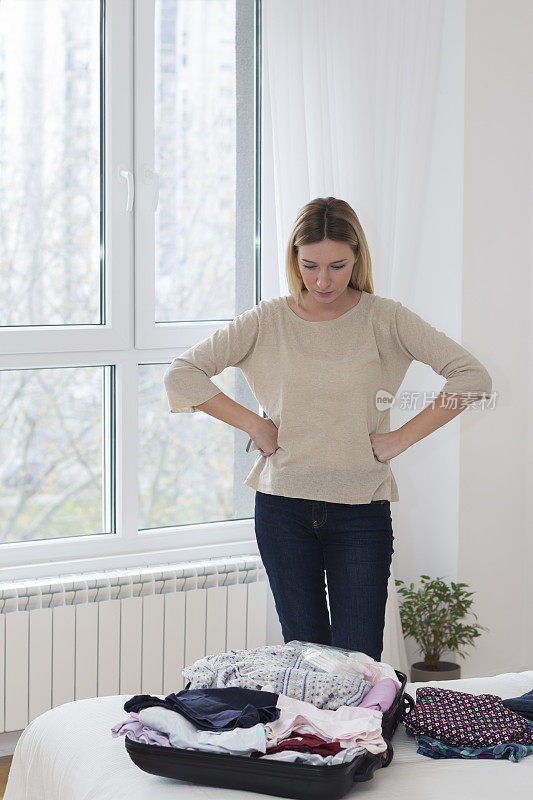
[[262, 0, 452, 676]]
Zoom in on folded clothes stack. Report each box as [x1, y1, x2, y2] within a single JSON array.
[[181, 641, 400, 708], [403, 685, 533, 763], [181, 642, 373, 710], [111, 642, 401, 766]]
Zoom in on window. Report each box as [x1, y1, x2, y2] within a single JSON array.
[[0, 0, 260, 578]]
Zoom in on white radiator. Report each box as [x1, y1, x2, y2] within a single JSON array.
[[0, 556, 268, 733]]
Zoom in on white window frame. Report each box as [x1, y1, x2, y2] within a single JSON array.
[[0, 0, 261, 581]]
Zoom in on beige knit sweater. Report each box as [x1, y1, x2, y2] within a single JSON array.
[[163, 291, 492, 504]]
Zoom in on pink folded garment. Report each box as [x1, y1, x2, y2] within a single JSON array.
[[263, 693, 387, 754], [357, 678, 399, 712]]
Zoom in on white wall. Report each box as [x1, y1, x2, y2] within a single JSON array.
[[459, 0, 533, 674]]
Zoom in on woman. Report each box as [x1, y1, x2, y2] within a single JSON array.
[[164, 197, 492, 662]]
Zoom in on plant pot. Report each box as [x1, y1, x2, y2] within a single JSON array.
[[410, 660, 461, 682]]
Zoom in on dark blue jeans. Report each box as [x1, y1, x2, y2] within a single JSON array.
[[254, 490, 395, 661]]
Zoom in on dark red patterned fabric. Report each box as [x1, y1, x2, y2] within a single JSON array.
[[403, 687, 533, 748]]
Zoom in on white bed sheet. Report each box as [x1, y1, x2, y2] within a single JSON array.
[[4, 670, 533, 800]]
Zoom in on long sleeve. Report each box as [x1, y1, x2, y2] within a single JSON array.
[[163, 306, 260, 413], [392, 301, 492, 398]]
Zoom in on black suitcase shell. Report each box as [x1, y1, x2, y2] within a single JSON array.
[[125, 670, 415, 800]]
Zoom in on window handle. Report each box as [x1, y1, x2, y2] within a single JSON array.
[[118, 167, 135, 212]]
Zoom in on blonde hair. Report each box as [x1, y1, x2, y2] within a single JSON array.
[[285, 197, 374, 303]]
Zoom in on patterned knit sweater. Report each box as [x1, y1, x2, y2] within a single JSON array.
[[182, 643, 372, 711]]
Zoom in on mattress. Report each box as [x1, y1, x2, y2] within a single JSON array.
[[4, 670, 533, 800]]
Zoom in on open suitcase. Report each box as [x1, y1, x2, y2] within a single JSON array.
[[124, 669, 415, 800]]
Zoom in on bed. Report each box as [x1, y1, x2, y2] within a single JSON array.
[[4, 670, 533, 800]]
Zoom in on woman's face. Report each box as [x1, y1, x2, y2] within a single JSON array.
[[297, 239, 355, 303]]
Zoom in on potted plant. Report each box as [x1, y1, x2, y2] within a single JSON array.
[[394, 574, 488, 682]]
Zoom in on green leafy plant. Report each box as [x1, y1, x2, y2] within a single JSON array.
[[395, 575, 488, 670]]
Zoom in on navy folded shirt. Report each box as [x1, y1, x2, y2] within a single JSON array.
[[502, 688, 533, 723], [124, 686, 280, 731]]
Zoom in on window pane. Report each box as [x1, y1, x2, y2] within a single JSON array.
[[139, 363, 254, 528], [0, 0, 102, 327], [154, 0, 237, 323], [0, 366, 112, 543]]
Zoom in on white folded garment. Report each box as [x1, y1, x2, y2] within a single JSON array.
[[138, 706, 267, 755]]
